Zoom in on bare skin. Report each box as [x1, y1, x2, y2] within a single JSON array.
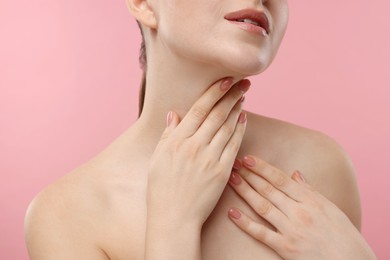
[[24, 0, 369, 258], [228, 155, 376, 260], [25, 108, 362, 259]]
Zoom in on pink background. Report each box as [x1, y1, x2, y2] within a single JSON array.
[[1, 0, 389, 259]]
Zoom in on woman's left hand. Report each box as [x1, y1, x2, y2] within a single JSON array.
[[227, 155, 377, 260]]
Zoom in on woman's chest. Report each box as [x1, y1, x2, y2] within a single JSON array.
[[101, 180, 283, 260]]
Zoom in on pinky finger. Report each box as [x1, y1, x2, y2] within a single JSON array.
[[228, 208, 283, 250], [291, 170, 317, 193]]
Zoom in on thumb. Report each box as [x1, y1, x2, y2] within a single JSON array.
[[160, 111, 180, 141]]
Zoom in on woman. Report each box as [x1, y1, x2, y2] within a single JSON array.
[[24, 0, 377, 259]]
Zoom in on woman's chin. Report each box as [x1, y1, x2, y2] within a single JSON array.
[[227, 62, 269, 77], [215, 45, 273, 76]]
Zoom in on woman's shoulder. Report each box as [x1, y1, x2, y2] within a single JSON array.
[[24, 164, 109, 257], [24, 159, 143, 258], [245, 110, 351, 159], [244, 111, 351, 163], [25, 124, 149, 238], [244, 111, 361, 229], [25, 156, 141, 225]]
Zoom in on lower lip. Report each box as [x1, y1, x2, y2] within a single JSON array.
[[227, 20, 268, 36]]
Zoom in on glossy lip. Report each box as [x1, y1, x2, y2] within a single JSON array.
[[224, 8, 270, 35]]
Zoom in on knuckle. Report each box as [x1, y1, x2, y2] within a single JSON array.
[[171, 139, 183, 151], [191, 105, 208, 121], [240, 214, 251, 229], [261, 183, 275, 197], [213, 164, 226, 176], [256, 200, 273, 216], [254, 226, 268, 240], [274, 174, 288, 188], [226, 140, 239, 152], [283, 239, 300, 255], [221, 124, 234, 136], [295, 208, 314, 226], [312, 198, 326, 212], [308, 186, 318, 192], [185, 142, 202, 157], [210, 110, 226, 122]]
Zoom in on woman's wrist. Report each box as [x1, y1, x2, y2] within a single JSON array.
[[146, 214, 202, 235], [144, 216, 202, 260]]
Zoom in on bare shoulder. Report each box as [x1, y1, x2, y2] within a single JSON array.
[[25, 155, 146, 259], [244, 111, 361, 230], [24, 166, 112, 259], [24, 170, 109, 259]]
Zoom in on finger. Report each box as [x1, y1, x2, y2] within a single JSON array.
[[237, 166, 298, 217], [291, 170, 317, 193], [228, 171, 290, 232], [242, 155, 306, 202], [291, 170, 306, 183], [155, 111, 181, 154], [194, 79, 250, 142], [228, 207, 283, 251], [159, 111, 180, 141], [218, 111, 247, 166], [208, 96, 242, 152], [174, 77, 235, 138]]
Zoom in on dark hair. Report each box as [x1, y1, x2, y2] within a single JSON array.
[[136, 21, 147, 118]]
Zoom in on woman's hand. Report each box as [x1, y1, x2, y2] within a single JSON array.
[[147, 77, 250, 228], [145, 78, 250, 259], [227, 155, 377, 260]]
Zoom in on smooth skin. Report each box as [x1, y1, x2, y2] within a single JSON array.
[[25, 0, 374, 258], [228, 156, 377, 259], [24, 84, 369, 259]]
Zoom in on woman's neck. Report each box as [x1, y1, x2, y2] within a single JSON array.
[[134, 51, 245, 153]]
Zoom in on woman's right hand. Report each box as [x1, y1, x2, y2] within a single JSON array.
[[147, 77, 250, 228]]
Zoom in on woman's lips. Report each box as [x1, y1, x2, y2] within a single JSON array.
[[227, 20, 268, 36], [224, 8, 270, 36]]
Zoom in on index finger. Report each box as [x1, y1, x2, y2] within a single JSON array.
[[176, 77, 238, 137], [241, 155, 306, 202]]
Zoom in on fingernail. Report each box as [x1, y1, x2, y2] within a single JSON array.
[[239, 79, 251, 93], [220, 77, 233, 91], [233, 159, 241, 171], [243, 156, 256, 167], [166, 111, 173, 127], [295, 170, 306, 183], [229, 171, 242, 185], [238, 112, 247, 123], [228, 208, 241, 219]]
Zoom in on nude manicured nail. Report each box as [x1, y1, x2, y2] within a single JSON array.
[[220, 77, 233, 91], [243, 156, 256, 167], [228, 208, 241, 219], [229, 172, 242, 185], [238, 112, 247, 123]]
